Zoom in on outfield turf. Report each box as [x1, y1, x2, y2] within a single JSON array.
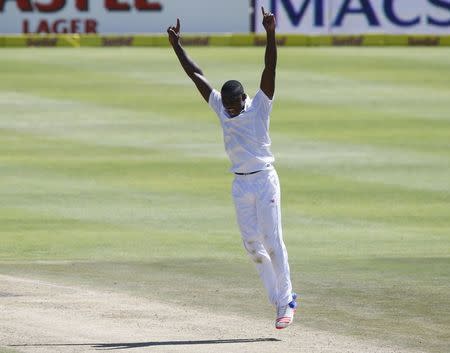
[[0, 47, 449, 352], [0, 348, 21, 353]]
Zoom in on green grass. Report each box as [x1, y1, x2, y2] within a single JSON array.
[[0, 348, 21, 353], [0, 47, 449, 352]]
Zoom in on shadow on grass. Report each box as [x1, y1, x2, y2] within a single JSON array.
[[10, 338, 281, 350]]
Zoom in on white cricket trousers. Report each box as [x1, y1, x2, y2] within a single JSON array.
[[232, 168, 293, 307]]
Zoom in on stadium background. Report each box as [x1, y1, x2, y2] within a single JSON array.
[[0, 0, 450, 46], [1, 1, 449, 353]]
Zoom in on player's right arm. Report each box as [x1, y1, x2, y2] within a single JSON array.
[[167, 19, 212, 103]]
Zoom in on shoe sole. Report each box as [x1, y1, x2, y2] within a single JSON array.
[[275, 310, 296, 329], [275, 320, 293, 329], [275, 293, 298, 329]]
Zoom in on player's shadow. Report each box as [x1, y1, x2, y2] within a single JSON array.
[[10, 337, 281, 350]]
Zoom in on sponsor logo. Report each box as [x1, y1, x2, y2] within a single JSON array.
[[408, 36, 440, 45], [270, 0, 450, 29], [0, 0, 163, 12], [1, 0, 163, 34], [102, 36, 134, 46], [26, 37, 58, 46], [181, 37, 210, 46], [23, 18, 97, 33], [332, 35, 363, 45]]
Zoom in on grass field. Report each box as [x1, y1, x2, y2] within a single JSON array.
[[0, 47, 449, 352]]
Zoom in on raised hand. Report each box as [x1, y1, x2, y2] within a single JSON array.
[[167, 18, 181, 46], [262, 7, 276, 32]]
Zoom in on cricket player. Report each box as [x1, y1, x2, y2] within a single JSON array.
[[167, 7, 297, 329]]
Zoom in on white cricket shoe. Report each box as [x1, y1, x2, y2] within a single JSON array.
[[275, 293, 297, 330]]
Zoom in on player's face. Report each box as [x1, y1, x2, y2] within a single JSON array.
[[222, 94, 245, 118]]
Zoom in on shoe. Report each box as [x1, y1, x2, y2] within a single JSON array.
[[275, 293, 297, 330]]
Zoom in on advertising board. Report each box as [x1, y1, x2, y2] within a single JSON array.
[[0, 0, 250, 34], [254, 0, 450, 34]]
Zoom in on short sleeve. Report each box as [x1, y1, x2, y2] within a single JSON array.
[[253, 90, 273, 116], [208, 89, 223, 116]]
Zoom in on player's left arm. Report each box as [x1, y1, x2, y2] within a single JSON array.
[[260, 7, 277, 100]]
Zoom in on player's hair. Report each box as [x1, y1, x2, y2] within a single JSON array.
[[221, 80, 244, 99]]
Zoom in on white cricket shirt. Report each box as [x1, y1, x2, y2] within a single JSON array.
[[209, 89, 275, 174]]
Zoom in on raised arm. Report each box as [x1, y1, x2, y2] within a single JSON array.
[[260, 7, 277, 100], [167, 19, 212, 103]]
